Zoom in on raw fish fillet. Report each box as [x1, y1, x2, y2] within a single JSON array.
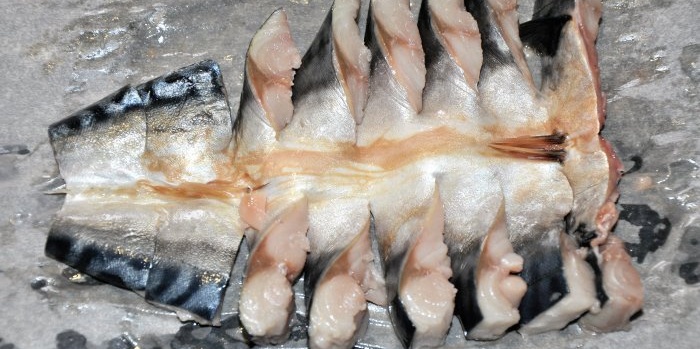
[[45, 0, 643, 347]]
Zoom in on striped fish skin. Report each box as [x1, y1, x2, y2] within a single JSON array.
[[45, 0, 643, 347]]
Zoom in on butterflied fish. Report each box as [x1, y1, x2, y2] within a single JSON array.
[[46, 0, 643, 348]]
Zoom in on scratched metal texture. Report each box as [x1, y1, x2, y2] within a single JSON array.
[[0, 0, 698, 348]]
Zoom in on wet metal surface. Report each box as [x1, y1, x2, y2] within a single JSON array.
[[0, 0, 698, 348]]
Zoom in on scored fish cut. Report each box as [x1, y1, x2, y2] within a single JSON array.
[[45, 0, 644, 348]]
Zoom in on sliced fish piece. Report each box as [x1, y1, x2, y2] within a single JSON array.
[[437, 155, 527, 340], [137, 60, 233, 184], [305, 199, 385, 349], [282, 0, 370, 148], [48, 86, 147, 188], [357, 0, 426, 146], [579, 236, 643, 332], [490, 158, 595, 334], [235, 9, 301, 161], [467, 203, 526, 339], [418, 0, 482, 119], [144, 199, 242, 326], [518, 231, 597, 334], [394, 188, 454, 348], [239, 197, 310, 344], [47, 193, 243, 326], [464, 0, 533, 86], [437, 157, 498, 336], [420, 0, 482, 92], [484, 0, 534, 86], [369, 0, 425, 113], [45, 195, 161, 292], [494, 159, 582, 335], [465, 0, 548, 132], [372, 180, 454, 349]]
